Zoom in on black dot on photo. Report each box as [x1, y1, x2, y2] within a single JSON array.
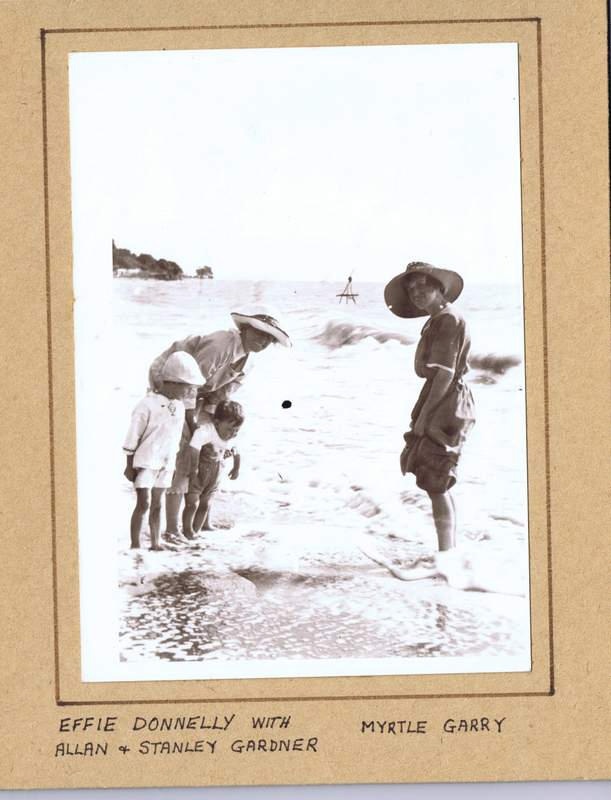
[[282, 400, 292, 409]]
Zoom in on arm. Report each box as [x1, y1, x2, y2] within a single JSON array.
[[188, 425, 213, 483], [229, 451, 241, 480], [187, 331, 239, 390], [185, 406, 199, 433], [122, 402, 149, 477], [124, 453, 137, 482], [413, 313, 460, 437], [196, 332, 246, 391], [412, 369, 454, 437]]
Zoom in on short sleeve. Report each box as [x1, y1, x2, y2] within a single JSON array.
[[149, 331, 242, 392], [123, 401, 150, 452], [190, 423, 215, 450], [194, 332, 243, 389], [427, 313, 461, 373]]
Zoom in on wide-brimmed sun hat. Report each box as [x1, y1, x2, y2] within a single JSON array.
[[231, 309, 291, 347], [384, 261, 464, 318], [161, 351, 204, 384]]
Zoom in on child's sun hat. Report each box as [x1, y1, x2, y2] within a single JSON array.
[[231, 307, 291, 347], [161, 352, 203, 384], [384, 262, 464, 318]]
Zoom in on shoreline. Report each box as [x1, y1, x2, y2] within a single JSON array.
[[118, 483, 530, 668]]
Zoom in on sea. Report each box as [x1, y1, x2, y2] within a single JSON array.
[[99, 277, 531, 673], [111, 277, 527, 541]]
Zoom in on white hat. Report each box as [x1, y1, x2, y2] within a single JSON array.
[[161, 352, 203, 384], [231, 309, 291, 347]]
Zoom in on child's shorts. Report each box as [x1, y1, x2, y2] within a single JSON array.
[[412, 435, 460, 494], [188, 459, 221, 500], [402, 427, 473, 495], [134, 467, 173, 489]]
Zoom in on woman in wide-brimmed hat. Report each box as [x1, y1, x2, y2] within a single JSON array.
[[148, 308, 290, 537], [384, 261, 475, 553], [148, 309, 290, 394]]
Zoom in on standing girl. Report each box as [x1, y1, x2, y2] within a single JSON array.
[[384, 261, 475, 553]]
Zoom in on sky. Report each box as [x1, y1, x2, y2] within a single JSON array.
[[69, 43, 523, 284]]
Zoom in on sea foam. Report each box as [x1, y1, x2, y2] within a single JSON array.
[[314, 320, 414, 349], [469, 353, 522, 375]]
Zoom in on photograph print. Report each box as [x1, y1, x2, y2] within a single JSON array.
[[69, 42, 530, 682]]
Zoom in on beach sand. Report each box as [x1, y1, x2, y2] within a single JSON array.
[[108, 278, 530, 670], [87, 279, 530, 671], [118, 487, 528, 665]]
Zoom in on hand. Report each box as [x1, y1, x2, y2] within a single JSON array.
[[399, 445, 410, 476], [228, 468, 239, 480], [124, 465, 137, 482]]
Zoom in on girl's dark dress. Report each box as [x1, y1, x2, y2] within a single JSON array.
[[404, 304, 475, 493]]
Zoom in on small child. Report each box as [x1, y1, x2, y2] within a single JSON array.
[[195, 380, 241, 426], [123, 352, 202, 550], [165, 380, 240, 537], [182, 400, 244, 538]]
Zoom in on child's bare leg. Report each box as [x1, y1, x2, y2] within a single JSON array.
[[130, 488, 150, 549], [428, 490, 456, 551], [165, 492, 183, 533], [149, 488, 165, 550], [193, 496, 212, 532], [182, 492, 199, 539]]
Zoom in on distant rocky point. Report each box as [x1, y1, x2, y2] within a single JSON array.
[[112, 240, 183, 281], [195, 266, 214, 279]]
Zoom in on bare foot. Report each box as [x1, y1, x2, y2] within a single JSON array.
[[130, 543, 140, 549], [165, 530, 190, 544], [201, 523, 214, 531], [359, 545, 439, 582], [149, 544, 165, 551]]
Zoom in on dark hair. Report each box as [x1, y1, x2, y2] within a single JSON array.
[[199, 380, 238, 404], [405, 263, 445, 296], [214, 400, 245, 426]]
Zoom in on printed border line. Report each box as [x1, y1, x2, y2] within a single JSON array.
[[40, 28, 62, 707], [41, 17, 553, 706], [516, 37, 535, 689], [43, 17, 541, 34], [57, 691, 552, 708], [535, 18, 554, 698]]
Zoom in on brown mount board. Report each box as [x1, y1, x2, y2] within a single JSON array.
[[1, 0, 609, 790]]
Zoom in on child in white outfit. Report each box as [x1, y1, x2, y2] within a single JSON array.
[[123, 352, 202, 550]]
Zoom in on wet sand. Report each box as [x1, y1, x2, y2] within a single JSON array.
[[119, 486, 529, 666], [108, 278, 530, 674]]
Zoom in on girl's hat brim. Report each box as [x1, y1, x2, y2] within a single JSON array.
[[384, 263, 464, 318], [231, 311, 291, 347]]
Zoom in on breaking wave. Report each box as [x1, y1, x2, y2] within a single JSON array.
[[469, 353, 522, 375], [314, 320, 414, 348], [314, 322, 521, 372]]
